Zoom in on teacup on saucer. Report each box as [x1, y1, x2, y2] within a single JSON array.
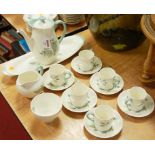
[[43, 66, 75, 91], [61, 82, 97, 113], [78, 49, 95, 72], [117, 88, 155, 117], [90, 68, 124, 95], [84, 104, 123, 138], [126, 86, 147, 112], [71, 53, 102, 75], [70, 81, 89, 108]]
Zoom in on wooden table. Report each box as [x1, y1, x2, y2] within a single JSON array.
[[0, 15, 155, 140], [2, 14, 86, 37]]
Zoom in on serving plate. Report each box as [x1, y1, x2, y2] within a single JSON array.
[[2, 35, 84, 76]]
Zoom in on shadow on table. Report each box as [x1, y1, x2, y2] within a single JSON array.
[[62, 107, 85, 119], [30, 117, 63, 139], [83, 127, 122, 140], [116, 105, 155, 123]]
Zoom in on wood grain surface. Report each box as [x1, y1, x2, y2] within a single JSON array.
[[0, 15, 155, 140]]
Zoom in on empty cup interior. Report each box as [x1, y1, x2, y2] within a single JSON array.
[[99, 67, 116, 80], [129, 86, 147, 100], [18, 71, 39, 85], [71, 82, 88, 96], [79, 50, 94, 60], [94, 104, 114, 121], [49, 64, 65, 77], [31, 93, 62, 116]]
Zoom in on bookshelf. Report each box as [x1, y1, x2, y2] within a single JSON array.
[[0, 14, 87, 64], [0, 15, 29, 63]]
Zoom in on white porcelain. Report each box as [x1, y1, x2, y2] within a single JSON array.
[[61, 85, 97, 113], [16, 71, 43, 98], [2, 35, 84, 76], [84, 105, 123, 138], [31, 93, 62, 123], [71, 55, 102, 75], [43, 69, 75, 91], [78, 50, 95, 72], [69, 82, 89, 108], [87, 104, 115, 132], [117, 89, 155, 117], [18, 17, 66, 65], [23, 14, 40, 32], [127, 86, 147, 112], [97, 67, 117, 91], [49, 64, 71, 87], [90, 71, 124, 95]]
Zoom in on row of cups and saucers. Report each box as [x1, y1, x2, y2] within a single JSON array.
[[15, 49, 155, 138]]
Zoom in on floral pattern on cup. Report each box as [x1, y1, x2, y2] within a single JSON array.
[[48, 71, 71, 88], [97, 76, 120, 92], [67, 93, 90, 109], [125, 96, 146, 112], [78, 57, 99, 72], [78, 49, 95, 72], [124, 87, 148, 112], [86, 112, 115, 133]]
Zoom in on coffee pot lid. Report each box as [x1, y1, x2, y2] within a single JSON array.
[[29, 17, 53, 29], [23, 14, 57, 22]]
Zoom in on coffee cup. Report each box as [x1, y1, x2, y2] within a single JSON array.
[[78, 49, 95, 72], [70, 81, 89, 108], [49, 64, 71, 87], [87, 104, 115, 132], [126, 86, 147, 112], [98, 67, 117, 91]]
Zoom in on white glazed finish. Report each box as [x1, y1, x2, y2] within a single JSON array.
[[31, 93, 62, 123], [98, 67, 117, 91], [18, 18, 66, 65], [78, 50, 95, 71], [87, 104, 115, 132], [16, 71, 43, 98], [127, 86, 147, 111], [70, 82, 89, 108]]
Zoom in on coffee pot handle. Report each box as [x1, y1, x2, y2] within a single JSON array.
[[54, 20, 67, 43]]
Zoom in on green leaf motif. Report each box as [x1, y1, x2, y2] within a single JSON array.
[[112, 44, 127, 50]]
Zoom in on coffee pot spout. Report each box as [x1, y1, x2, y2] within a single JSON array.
[[17, 29, 33, 52]]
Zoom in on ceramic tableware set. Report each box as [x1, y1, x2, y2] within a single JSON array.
[[2, 16, 155, 139]]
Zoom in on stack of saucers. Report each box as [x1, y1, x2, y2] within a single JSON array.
[[59, 14, 84, 25]]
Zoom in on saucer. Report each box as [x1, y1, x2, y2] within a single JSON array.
[[2, 35, 84, 76], [71, 56, 102, 75], [117, 89, 155, 117], [90, 72, 124, 95], [61, 87, 97, 113], [43, 69, 75, 91], [84, 107, 123, 138]]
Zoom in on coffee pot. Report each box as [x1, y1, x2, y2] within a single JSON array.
[[18, 17, 66, 65]]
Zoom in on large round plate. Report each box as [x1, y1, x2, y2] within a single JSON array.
[[2, 35, 84, 76]]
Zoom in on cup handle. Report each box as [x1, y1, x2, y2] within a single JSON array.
[[87, 113, 94, 122], [65, 72, 71, 79], [54, 20, 67, 43], [36, 66, 43, 75]]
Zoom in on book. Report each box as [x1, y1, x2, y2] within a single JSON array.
[[0, 44, 9, 55], [11, 41, 26, 56], [0, 36, 12, 51], [7, 29, 23, 40], [19, 39, 30, 53], [1, 31, 16, 43]]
